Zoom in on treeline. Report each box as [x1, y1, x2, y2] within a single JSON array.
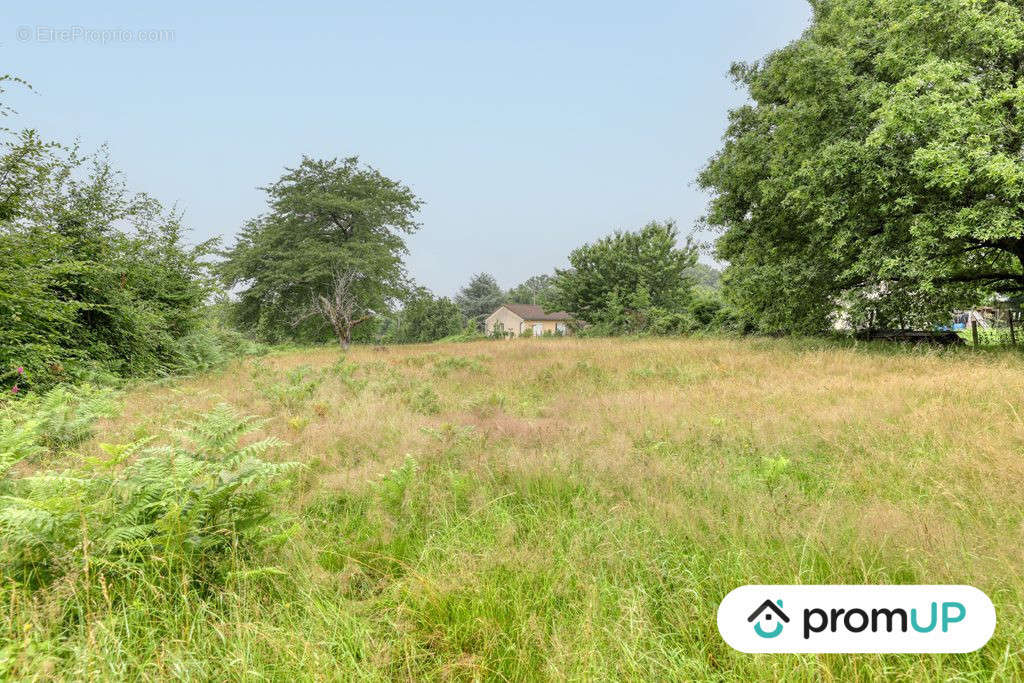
[[210, 147, 731, 346], [1, 67, 734, 396], [400, 223, 732, 341]]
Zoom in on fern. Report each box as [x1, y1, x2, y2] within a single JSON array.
[[0, 418, 41, 481], [0, 404, 302, 588], [254, 365, 322, 412], [5, 384, 119, 452]]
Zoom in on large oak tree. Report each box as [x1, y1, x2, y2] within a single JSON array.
[[699, 0, 1024, 333]]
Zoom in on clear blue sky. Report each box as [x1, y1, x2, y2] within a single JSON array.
[[5, 1, 811, 296]]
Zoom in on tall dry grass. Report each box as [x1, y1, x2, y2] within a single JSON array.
[[5, 337, 1023, 680]]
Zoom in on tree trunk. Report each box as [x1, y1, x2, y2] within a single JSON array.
[[340, 320, 353, 350], [331, 321, 350, 350]]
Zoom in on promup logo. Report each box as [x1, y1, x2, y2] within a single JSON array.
[[718, 585, 995, 653], [748, 599, 789, 638]]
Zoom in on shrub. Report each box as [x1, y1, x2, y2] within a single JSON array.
[[0, 384, 119, 460], [164, 323, 269, 375], [0, 140, 227, 390], [388, 289, 465, 343], [432, 355, 484, 376]]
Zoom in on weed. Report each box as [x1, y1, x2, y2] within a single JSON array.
[[420, 422, 477, 445], [7, 338, 1024, 681], [256, 365, 321, 411], [431, 355, 485, 377], [17, 384, 119, 451], [328, 357, 368, 392], [376, 455, 418, 516], [405, 384, 442, 415], [633, 430, 682, 458]]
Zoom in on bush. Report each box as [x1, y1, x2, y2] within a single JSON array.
[[163, 323, 268, 376], [0, 132, 257, 391], [406, 384, 442, 415], [434, 323, 487, 343]]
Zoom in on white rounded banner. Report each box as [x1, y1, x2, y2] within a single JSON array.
[[717, 585, 995, 653]]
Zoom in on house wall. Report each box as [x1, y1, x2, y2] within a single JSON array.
[[521, 319, 568, 336], [484, 307, 524, 336]]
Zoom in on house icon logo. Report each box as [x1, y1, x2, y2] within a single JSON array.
[[748, 599, 790, 638]]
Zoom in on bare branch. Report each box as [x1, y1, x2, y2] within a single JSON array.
[[296, 267, 374, 349]]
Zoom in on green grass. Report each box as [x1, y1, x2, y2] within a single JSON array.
[[2, 337, 1023, 680]]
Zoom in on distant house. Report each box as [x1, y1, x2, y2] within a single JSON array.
[[484, 304, 572, 337]]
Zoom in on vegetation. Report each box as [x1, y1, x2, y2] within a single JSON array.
[[455, 272, 505, 329], [0, 140, 226, 390], [387, 287, 466, 343], [1, 396, 299, 593], [700, 0, 1024, 334], [220, 156, 422, 344], [0, 79, 263, 393], [506, 273, 557, 307], [550, 220, 701, 334], [2, 339, 1021, 679], [6, 2, 1024, 677]]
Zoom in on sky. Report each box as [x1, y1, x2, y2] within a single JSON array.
[[4, 1, 811, 297]]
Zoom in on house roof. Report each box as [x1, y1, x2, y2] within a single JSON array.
[[500, 303, 571, 321], [747, 599, 789, 623]]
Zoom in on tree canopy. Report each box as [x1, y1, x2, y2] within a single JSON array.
[[221, 156, 421, 342], [699, 0, 1024, 333], [389, 288, 465, 343], [455, 273, 504, 327], [550, 220, 698, 333], [507, 274, 556, 307]]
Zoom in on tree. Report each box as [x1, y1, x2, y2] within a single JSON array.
[[550, 220, 698, 333], [455, 273, 504, 328], [221, 156, 421, 343], [507, 274, 556, 307], [699, 0, 1024, 333], [390, 287, 464, 343]]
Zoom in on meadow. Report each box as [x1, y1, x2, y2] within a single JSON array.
[[4, 337, 1024, 680]]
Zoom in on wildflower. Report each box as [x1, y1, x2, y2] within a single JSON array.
[[16, 366, 24, 375], [11, 385, 19, 394]]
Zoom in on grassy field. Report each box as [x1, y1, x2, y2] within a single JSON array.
[[6, 337, 1024, 680]]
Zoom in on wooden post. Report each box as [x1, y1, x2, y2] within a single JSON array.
[[971, 318, 979, 347], [1009, 309, 1017, 347]]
